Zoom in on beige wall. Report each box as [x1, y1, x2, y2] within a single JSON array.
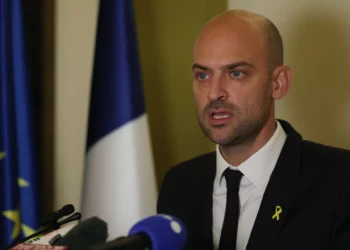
[[134, 0, 227, 187], [53, 1, 226, 209], [228, 0, 350, 150], [54, 0, 99, 210]]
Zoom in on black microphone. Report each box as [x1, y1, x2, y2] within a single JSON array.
[[6, 221, 60, 249], [48, 212, 82, 245], [58, 212, 82, 227], [90, 234, 151, 250], [54, 216, 108, 250], [40, 204, 75, 225], [90, 214, 187, 250], [4, 208, 79, 249]]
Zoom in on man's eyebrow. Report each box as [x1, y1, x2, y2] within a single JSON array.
[[224, 62, 255, 70], [191, 62, 255, 71], [192, 63, 209, 71]]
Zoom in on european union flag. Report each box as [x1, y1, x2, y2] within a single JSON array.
[[0, 0, 40, 246]]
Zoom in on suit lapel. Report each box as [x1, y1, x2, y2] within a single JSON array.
[[190, 152, 216, 250], [246, 120, 302, 250]]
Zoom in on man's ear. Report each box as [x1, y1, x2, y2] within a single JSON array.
[[271, 65, 291, 100]]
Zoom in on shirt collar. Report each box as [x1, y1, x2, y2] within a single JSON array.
[[215, 120, 287, 189]]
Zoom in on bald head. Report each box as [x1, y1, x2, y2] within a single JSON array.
[[192, 10, 291, 152], [194, 10, 283, 71]]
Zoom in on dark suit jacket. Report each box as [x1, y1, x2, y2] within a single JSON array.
[[157, 120, 350, 250]]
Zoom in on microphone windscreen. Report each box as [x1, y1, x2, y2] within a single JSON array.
[[40, 204, 75, 225], [54, 217, 108, 250], [128, 214, 187, 250], [61, 204, 75, 216]]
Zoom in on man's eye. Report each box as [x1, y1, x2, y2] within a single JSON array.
[[231, 71, 244, 78], [197, 73, 209, 80]]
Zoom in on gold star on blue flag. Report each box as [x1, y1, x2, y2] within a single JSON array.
[[2, 209, 21, 240], [0, 0, 41, 246], [2, 207, 36, 240], [0, 152, 5, 161]]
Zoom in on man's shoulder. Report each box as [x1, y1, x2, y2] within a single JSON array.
[[281, 119, 350, 161], [157, 151, 216, 209], [301, 140, 350, 176], [302, 140, 350, 160], [174, 151, 216, 168], [165, 151, 216, 178]]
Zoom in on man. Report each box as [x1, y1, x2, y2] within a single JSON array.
[[157, 9, 350, 250]]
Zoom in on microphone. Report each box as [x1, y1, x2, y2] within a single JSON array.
[[8, 206, 77, 247], [48, 212, 82, 244], [7, 221, 60, 248], [5, 208, 79, 250], [90, 214, 187, 250], [40, 204, 75, 225], [53, 217, 108, 250], [58, 212, 82, 227], [25, 212, 82, 245]]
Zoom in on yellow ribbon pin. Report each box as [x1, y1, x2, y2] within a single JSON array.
[[272, 205, 282, 221]]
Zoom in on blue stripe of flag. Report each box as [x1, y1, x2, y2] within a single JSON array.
[[87, 0, 145, 149], [11, 0, 40, 232], [0, 0, 40, 246]]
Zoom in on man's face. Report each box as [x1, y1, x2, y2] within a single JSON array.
[[192, 20, 274, 146]]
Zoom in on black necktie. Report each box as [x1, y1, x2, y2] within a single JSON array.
[[219, 168, 243, 250]]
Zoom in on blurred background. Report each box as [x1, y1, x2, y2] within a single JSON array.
[[18, 0, 350, 217]]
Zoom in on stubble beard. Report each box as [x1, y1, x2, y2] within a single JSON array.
[[197, 99, 271, 147]]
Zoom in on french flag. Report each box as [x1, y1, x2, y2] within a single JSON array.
[[81, 0, 157, 239]]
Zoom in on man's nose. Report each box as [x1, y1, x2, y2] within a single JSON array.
[[207, 75, 228, 101]]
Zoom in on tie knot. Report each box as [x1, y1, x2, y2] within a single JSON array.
[[223, 168, 243, 189]]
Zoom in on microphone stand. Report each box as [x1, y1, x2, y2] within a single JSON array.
[[2, 213, 81, 249], [6, 221, 60, 249]]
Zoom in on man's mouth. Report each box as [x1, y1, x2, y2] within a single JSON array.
[[212, 113, 232, 120]]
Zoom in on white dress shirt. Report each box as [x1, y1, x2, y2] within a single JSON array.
[[213, 121, 287, 250]]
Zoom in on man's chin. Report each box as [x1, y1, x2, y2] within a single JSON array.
[[208, 133, 236, 146], [199, 122, 236, 143]]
